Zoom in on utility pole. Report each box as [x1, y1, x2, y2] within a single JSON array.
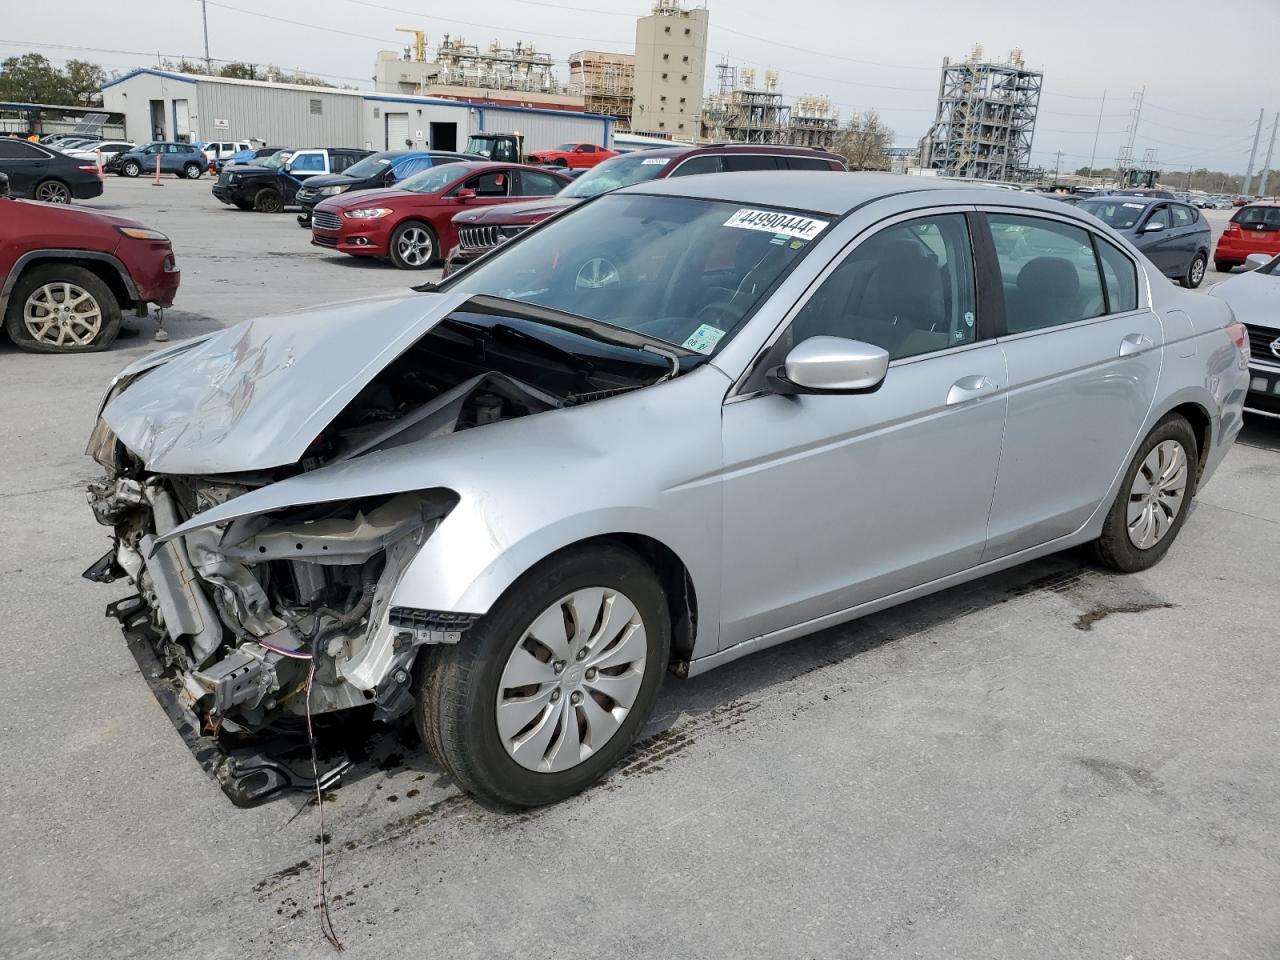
[[1259, 111, 1278, 198], [1243, 108, 1264, 197], [1086, 88, 1106, 180], [201, 0, 213, 75], [1054, 150, 1063, 183]]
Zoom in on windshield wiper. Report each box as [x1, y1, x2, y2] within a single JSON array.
[[463, 294, 692, 377]]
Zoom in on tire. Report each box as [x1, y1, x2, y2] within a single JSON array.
[[1181, 253, 1206, 289], [252, 187, 283, 213], [33, 179, 71, 203], [553, 158, 568, 167], [1214, 260, 1234, 273], [3, 263, 122, 354], [388, 220, 438, 269], [183, 162, 202, 179], [1089, 413, 1198, 573], [415, 543, 671, 808], [233, 199, 254, 211], [120, 159, 141, 178]]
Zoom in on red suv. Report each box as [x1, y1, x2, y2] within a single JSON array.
[[1215, 201, 1280, 272], [311, 161, 572, 269], [444, 144, 848, 275], [0, 173, 179, 353]]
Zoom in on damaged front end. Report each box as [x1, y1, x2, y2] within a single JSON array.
[[82, 293, 674, 806], [85, 472, 458, 805]]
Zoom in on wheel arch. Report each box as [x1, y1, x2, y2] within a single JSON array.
[[1165, 399, 1212, 484], [0, 249, 136, 319]]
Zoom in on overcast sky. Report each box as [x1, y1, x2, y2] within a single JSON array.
[[6, 0, 1275, 173]]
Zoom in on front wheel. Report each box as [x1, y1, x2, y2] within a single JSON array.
[[388, 220, 437, 269], [252, 187, 282, 213], [415, 544, 671, 808], [120, 159, 141, 178], [3, 263, 122, 353], [1089, 414, 1197, 573]]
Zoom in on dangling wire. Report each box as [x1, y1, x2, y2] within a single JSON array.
[[306, 659, 344, 952]]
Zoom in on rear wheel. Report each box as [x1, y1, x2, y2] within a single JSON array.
[[34, 179, 71, 203], [3, 264, 121, 354], [182, 161, 202, 179], [1089, 414, 1197, 573], [388, 220, 437, 269], [415, 543, 670, 808], [1181, 253, 1206, 289], [252, 187, 282, 213]]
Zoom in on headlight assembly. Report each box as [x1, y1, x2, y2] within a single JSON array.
[[345, 207, 393, 220]]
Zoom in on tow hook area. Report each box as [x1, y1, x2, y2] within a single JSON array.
[[106, 595, 352, 807]]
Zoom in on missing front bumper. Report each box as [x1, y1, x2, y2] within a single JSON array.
[[106, 595, 352, 808]]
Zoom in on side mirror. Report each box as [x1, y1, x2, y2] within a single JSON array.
[[1142, 220, 1165, 233], [0, 172, 9, 198], [283, 160, 293, 172], [1246, 253, 1272, 270], [769, 336, 890, 395], [455, 187, 476, 202]]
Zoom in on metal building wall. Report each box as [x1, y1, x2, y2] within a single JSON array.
[[361, 99, 478, 151], [477, 107, 612, 152], [195, 82, 362, 147]]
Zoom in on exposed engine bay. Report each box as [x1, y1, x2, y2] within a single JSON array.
[[83, 300, 675, 804]]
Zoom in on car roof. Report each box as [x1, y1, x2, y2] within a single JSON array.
[[1087, 195, 1160, 206], [622, 170, 994, 216], [618, 143, 842, 162], [1241, 199, 1280, 207]]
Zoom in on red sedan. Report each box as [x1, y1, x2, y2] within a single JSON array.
[[311, 161, 571, 268], [525, 143, 618, 169], [0, 173, 178, 352]]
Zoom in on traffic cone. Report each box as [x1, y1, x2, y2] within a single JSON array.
[[152, 153, 163, 187]]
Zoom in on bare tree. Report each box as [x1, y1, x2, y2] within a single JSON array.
[[833, 111, 893, 170]]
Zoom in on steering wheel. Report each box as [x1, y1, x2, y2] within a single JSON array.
[[574, 256, 621, 290], [694, 297, 737, 328]]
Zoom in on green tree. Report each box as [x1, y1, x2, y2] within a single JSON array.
[[63, 60, 106, 105], [0, 53, 70, 104], [218, 61, 258, 80]]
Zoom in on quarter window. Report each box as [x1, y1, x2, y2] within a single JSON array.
[[788, 214, 977, 360], [987, 214, 1106, 333], [1094, 238, 1138, 312]]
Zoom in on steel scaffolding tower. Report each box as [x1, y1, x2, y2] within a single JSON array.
[[569, 51, 635, 129], [922, 46, 1042, 181]]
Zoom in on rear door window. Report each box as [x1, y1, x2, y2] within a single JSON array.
[[517, 170, 563, 196], [1171, 205, 1196, 228], [786, 156, 833, 170], [1094, 238, 1138, 312], [987, 214, 1107, 333], [0, 140, 42, 158], [721, 154, 782, 172], [667, 155, 721, 177]]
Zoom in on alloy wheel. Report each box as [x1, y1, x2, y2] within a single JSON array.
[[1189, 257, 1205, 286], [1127, 439, 1188, 549], [35, 181, 70, 203], [496, 587, 648, 773], [23, 281, 103, 348], [396, 227, 433, 266]]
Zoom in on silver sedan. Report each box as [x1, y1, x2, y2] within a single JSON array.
[[84, 173, 1250, 808]]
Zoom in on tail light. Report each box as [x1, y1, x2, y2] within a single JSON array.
[[1227, 321, 1249, 359], [1224, 223, 1241, 236], [78, 164, 100, 177]]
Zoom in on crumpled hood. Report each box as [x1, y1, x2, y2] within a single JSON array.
[[103, 291, 470, 475]]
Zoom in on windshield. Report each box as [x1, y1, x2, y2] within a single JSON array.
[[561, 153, 674, 199], [260, 150, 291, 170], [343, 154, 394, 179], [444, 193, 830, 354], [1078, 199, 1149, 229], [399, 164, 473, 195], [554, 143, 575, 152]]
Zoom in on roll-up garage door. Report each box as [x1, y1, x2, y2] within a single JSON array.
[[385, 113, 409, 150]]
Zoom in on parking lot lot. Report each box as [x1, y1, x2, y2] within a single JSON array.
[[3, 176, 1280, 960]]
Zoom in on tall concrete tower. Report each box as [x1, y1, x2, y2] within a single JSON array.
[[632, 0, 708, 140]]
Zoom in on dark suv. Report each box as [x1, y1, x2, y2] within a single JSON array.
[[295, 149, 473, 226], [212, 147, 372, 213], [444, 144, 847, 274], [0, 137, 103, 203]]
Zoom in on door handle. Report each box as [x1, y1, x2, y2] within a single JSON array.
[[1119, 333, 1153, 357], [946, 375, 998, 406]]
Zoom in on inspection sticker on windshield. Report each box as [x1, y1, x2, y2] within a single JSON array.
[[640, 157, 669, 165], [682, 323, 726, 354], [724, 208, 828, 241]]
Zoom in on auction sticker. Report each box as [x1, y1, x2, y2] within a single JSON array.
[[724, 208, 828, 241], [640, 157, 670, 165], [682, 323, 727, 354]]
